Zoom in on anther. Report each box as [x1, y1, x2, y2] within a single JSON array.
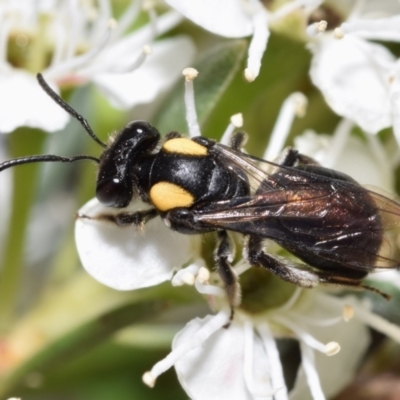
[[324, 341, 340, 356], [343, 304, 354, 321], [182, 67, 199, 82], [231, 113, 243, 128], [142, 371, 156, 388], [334, 27, 345, 39]]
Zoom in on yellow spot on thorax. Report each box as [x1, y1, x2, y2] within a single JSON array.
[[162, 138, 208, 156], [150, 182, 195, 212]]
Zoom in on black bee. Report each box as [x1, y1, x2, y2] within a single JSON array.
[[1, 73, 400, 315]]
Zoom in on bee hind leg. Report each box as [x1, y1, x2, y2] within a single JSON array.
[[246, 235, 319, 289], [246, 236, 391, 300], [317, 274, 391, 300], [215, 230, 241, 323]]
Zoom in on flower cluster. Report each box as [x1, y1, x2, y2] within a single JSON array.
[[0, 0, 195, 133], [2, 1, 400, 399]]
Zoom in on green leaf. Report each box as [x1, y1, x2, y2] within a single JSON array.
[[0, 299, 171, 398], [153, 39, 248, 135]]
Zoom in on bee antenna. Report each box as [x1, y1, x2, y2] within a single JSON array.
[[0, 155, 100, 173], [37, 73, 108, 149]]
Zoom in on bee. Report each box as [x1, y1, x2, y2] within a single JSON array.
[[1, 74, 400, 315]]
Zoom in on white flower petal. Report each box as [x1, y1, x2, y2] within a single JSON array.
[[342, 15, 400, 41], [0, 71, 69, 133], [290, 300, 370, 399], [78, 11, 185, 75], [165, 0, 253, 37], [354, 0, 400, 19], [75, 198, 198, 290], [310, 36, 395, 134], [294, 129, 394, 191], [174, 316, 273, 400], [91, 36, 196, 109]]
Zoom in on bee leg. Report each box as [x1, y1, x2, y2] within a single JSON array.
[[76, 208, 158, 228], [278, 147, 319, 167], [317, 274, 391, 300], [230, 131, 247, 151], [165, 131, 182, 140], [215, 230, 241, 322], [246, 235, 319, 288]]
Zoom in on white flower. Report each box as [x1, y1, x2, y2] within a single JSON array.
[[75, 198, 200, 291], [165, 0, 322, 82], [0, 0, 195, 133], [294, 119, 395, 192], [75, 68, 400, 399], [309, 1, 400, 142], [144, 288, 384, 400]]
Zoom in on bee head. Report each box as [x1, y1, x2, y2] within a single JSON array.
[[96, 121, 160, 208]]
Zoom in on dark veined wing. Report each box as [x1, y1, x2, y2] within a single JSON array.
[[209, 142, 339, 193], [197, 144, 400, 272]]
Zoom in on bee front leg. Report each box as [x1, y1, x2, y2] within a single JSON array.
[[278, 147, 319, 167], [77, 208, 158, 228], [246, 235, 319, 289], [215, 230, 241, 321]]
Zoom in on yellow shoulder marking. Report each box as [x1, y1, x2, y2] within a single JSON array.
[[162, 138, 208, 156], [149, 181, 195, 212]]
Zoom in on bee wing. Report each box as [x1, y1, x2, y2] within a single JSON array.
[[211, 143, 342, 194], [368, 191, 400, 268], [194, 171, 400, 271], [210, 143, 290, 192]]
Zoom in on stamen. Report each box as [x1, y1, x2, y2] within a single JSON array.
[[233, 259, 252, 276], [333, 27, 345, 39], [364, 131, 394, 175], [274, 287, 302, 312], [299, 342, 326, 400], [243, 320, 279, 397], [324, 341, 341, 356], [46, 18, 117, 79], [89, 0, 112, 45], [306, 20, 327, 37], [196, 266, 210, 283], [272, 315, 333, 355], [195, 267, 225, 297], [108, 44, 153, 73], [49, 21, 67, 69], [63, 0, 90, 61], [322, 118, 353, 168], [142, 309, 230, 387], [263, 92, 307, 161], [145, 4, 158, 42], [244, 0, 269, 82], [171, 262, 202, 286], [113, 0, 142, 39], [343, 304, 354, 322], [257, 323, 288, 400], [182, 68, 201, 137], [220, 113, 244, 145], [352, 302, 400, 342], [243, 320, 256, 393]]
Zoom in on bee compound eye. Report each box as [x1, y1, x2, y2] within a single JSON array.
[[96, 177, 132, 208]]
